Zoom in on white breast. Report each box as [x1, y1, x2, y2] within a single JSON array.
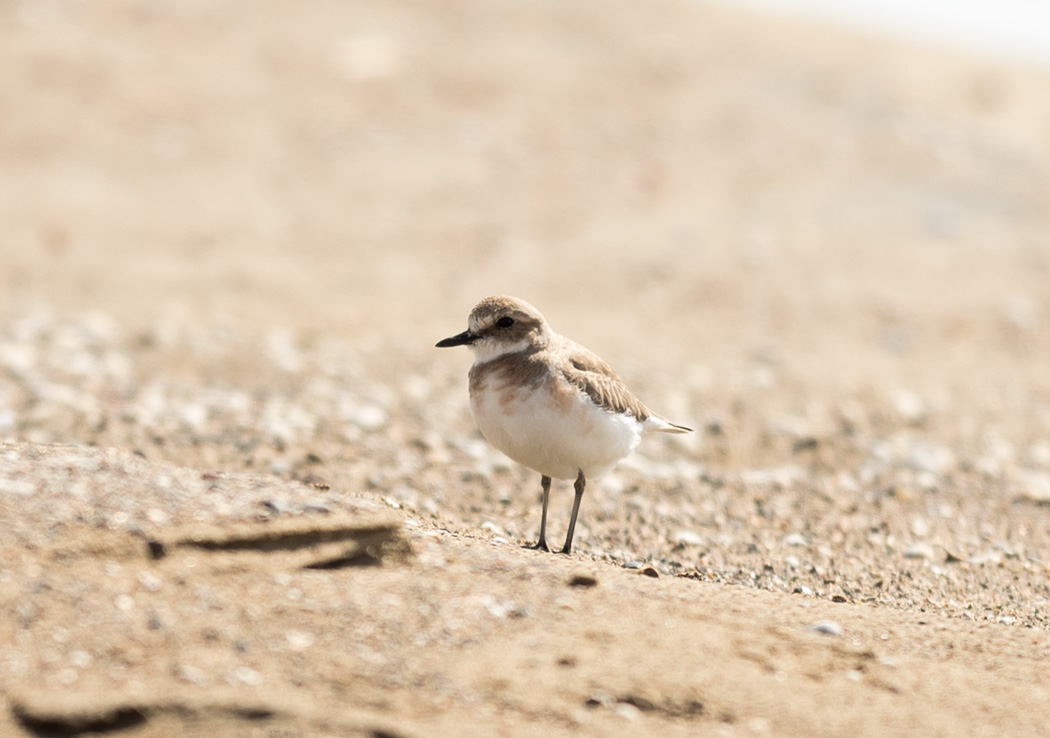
[[469, 371, 643, 480]]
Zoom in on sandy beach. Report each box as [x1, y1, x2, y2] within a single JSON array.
[[2, 1, 1050, 735]]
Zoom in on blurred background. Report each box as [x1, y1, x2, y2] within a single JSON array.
[[2, 0, 1049, 427]]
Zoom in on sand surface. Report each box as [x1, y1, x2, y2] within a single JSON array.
[[3, 1, 1050, 735]]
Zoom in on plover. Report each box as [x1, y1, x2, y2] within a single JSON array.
[[437, 295, 691, 554]]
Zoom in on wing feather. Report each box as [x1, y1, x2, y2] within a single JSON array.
[[558, 342, 653, 422]]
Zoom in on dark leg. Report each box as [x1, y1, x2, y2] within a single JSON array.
[[529, 475, 552, 552], [560, 470, 586, 555]]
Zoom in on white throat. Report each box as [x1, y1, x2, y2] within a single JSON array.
[[471, 337, 533, 364]]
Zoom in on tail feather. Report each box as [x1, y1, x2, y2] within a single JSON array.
[[646, 417, 693, 434]]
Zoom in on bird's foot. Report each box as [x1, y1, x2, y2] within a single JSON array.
[[528, 539, 551, 553]]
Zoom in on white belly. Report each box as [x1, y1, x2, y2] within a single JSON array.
[[470, 379, 642, 480]]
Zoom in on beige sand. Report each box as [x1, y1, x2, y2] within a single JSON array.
[[3, 1, 1050, 735]]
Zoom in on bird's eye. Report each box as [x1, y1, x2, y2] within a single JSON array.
[[496, 316, 515, 328]]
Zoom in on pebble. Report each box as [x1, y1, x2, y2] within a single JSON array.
[[586, 690, 615, 707], [1014, 470, 1050, 503], [903, 543, 936, 560], [268, 458, 292, 475], [1028, 441, 1050, 468], [180, 403, 208, 431], [137, 571, 163, 592], [908, 442, 954, 475], [915, 471, 939, 491], [178, 664, 210, 685], [0, 341, 36, 375], [739, 465, 805, 488], [673, 530, 704, 546], [480, 595, 518, 619], [808, 620, 843, 637], [265, 330, 303, 373], [0, 477, 34, 496], [230, 665, 263, 685], [909, 517, 930, 538], [784, 533, 807, 547], [70, 650, 92, 669], [403, 375, 431, 402], [891, 390, 927, 424], [747, 717, 772, 735], [615, 702, 642, 720], [352, 404, 388, 431], [285, 630, 315, 651], [968, 550, 1003, 566]]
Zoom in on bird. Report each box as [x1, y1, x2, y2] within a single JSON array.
[[436, 295, 691, 554]]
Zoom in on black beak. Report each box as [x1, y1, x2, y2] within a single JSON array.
[[436, 329, 475, 348]]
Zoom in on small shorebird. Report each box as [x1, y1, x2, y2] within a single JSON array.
[[437, 296, 691, 554]]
